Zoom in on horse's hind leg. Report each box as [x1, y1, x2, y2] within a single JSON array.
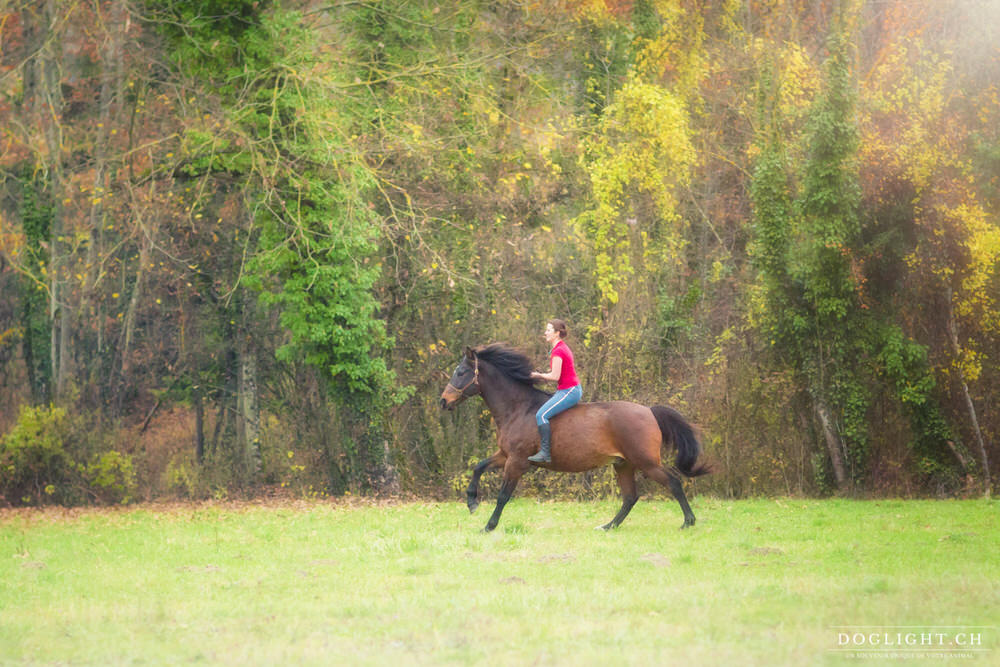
[[484, 458, 528, 532], [643, 466, 697, 528], [467, 452, 505, 513], [600, 460, 638, 531]]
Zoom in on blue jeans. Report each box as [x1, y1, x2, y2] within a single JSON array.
[[535, 385, 582, 426]]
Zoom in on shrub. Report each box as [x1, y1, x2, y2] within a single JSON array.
[[0, 404, 137, 506], [0, 405, 75, 505], [84, 451, 138, 504], [164, 451, 199, 499]]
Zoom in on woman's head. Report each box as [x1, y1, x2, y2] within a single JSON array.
[[546, 319, 568, 339]]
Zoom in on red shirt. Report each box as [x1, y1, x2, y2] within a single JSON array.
[[551, 340, 579, 390]]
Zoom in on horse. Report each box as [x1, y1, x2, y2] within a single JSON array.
[[440, 344, 710, 532]]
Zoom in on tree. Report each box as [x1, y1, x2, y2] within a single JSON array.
[[151, 0, 407, 487], [859, 0, 997, 495]]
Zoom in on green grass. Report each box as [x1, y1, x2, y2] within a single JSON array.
[[2, 497, 997, 665]]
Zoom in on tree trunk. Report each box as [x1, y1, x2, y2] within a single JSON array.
[[57, 285, 70, 396], [86, 0, 126, 404], [374, 439, 401, 496], [116, 220, 150, 415], [946, 289, 991, 498], [815, 397, 849, 494], [121, 232, 148, 371], [24, 0, 67, 398], [194, 386, 205, 463], [213, 347, 238, 455], [44, 0, 67, 398], [237, 318, 261, 478]]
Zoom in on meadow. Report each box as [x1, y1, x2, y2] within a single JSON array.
[[1, 497, 997, 665]]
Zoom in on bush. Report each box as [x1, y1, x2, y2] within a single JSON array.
[[0, 404, 74, 505], [84, 451, 137, 504], [164, 450, 200, 499], [0, 404, 137, 506]]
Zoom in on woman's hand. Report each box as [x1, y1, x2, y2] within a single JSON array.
[[532, 356, 562, 382]]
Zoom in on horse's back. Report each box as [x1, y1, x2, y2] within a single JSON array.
[[564, 399, 655, 424], [549, 400, 660, 471]]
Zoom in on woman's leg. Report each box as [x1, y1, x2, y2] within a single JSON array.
[[528, 386, 582, 463]]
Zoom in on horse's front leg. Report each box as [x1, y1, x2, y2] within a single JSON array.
[[484, 458, 529, 532], [467, 451, 505, 513]]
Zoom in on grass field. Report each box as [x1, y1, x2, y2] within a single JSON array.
[[1, 496, 997, 665]]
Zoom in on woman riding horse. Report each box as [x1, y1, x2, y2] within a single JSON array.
[[527, 319, 581, 464], [441, 343, 709, 532]]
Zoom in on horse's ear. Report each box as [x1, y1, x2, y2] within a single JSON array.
[[465, 346, 476, 360]]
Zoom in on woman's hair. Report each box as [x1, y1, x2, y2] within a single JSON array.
[[548, 318, 568, 339]]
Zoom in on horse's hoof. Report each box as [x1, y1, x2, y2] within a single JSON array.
[[596, 523, 613, 531], [467, 500, 480, 513], [483, 523, 497, 533]]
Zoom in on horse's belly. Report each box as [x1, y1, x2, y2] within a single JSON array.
[[554, 452, 620, 473], [550, 408, 627, 470]]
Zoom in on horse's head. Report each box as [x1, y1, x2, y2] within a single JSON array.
[[440, 347, 481, 410]]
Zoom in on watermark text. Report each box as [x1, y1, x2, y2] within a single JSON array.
[[830, 627, 993, 660]]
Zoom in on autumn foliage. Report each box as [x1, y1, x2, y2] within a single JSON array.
[[0, 0, 996, 504]]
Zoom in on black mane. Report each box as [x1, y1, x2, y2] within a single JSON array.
[[475, 344, 541, 387]]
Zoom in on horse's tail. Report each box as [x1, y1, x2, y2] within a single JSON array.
[[649, 405, 711, 478]]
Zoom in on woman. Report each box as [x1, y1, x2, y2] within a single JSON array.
[[527, 319, 582, 463]]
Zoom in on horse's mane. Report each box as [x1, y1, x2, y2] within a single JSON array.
[[475, 343, 540, 387]]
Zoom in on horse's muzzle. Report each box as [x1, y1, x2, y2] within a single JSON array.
[[440, 388, 462, 410]]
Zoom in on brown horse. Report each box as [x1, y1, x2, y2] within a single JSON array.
[[440, 344, 709, 532]]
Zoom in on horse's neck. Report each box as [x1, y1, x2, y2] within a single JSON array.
[[478, 367, 543, 428]]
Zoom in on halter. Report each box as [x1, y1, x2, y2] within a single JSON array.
[[445, 356, 480, 395]]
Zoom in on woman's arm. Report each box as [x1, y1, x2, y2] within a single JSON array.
[[531, 355, 563, 382]]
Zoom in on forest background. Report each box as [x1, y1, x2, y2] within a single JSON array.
[[0, 0, 997, 506]]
